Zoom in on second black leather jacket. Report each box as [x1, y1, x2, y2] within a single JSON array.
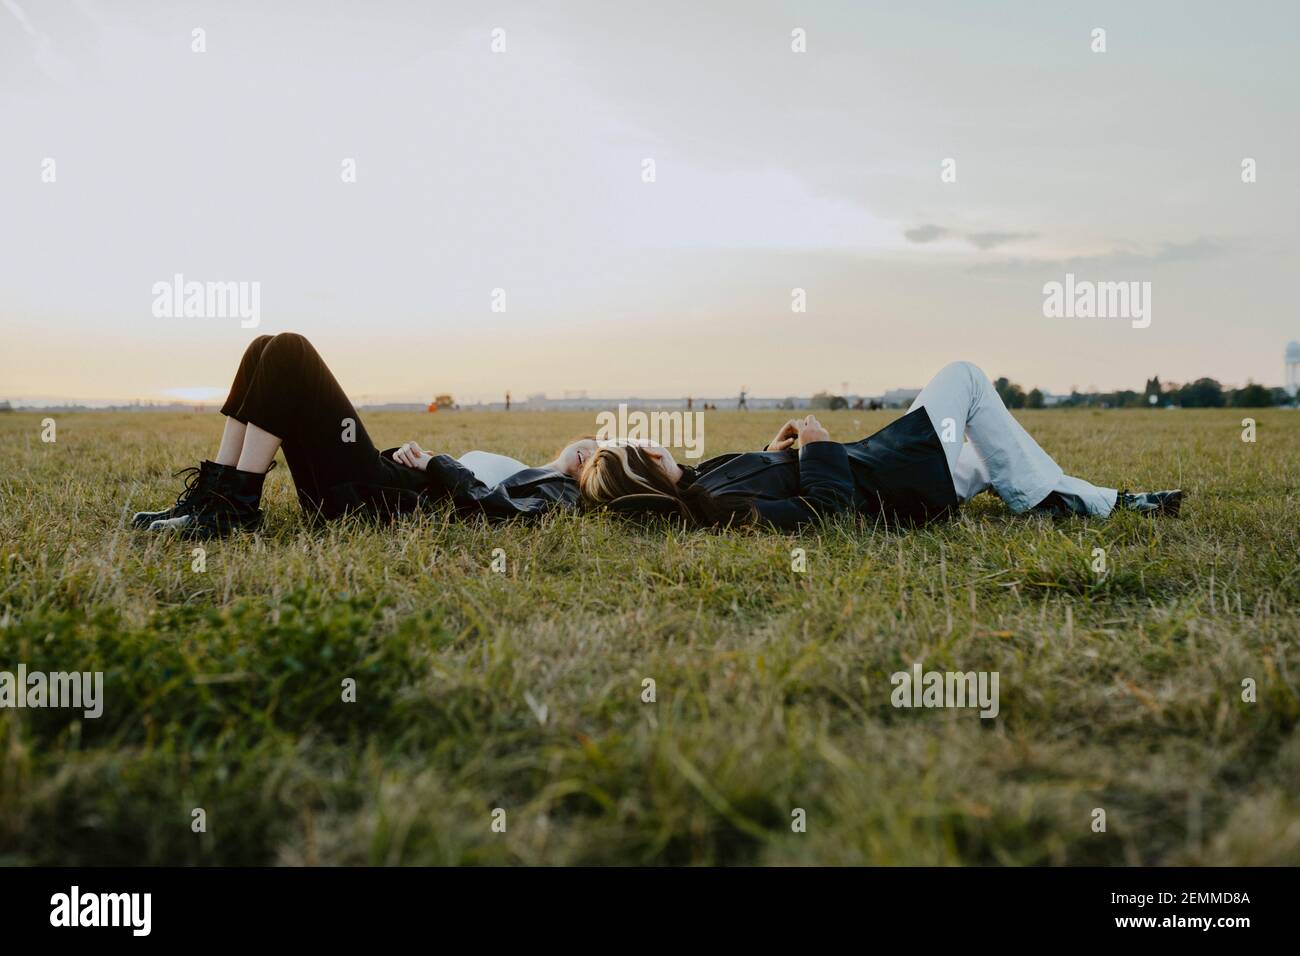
[[682, 407, 957, 530]]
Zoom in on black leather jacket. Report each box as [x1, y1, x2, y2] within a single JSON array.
[[421, 455, 579, 519], [342, 449, 579, 521], [682, 407, 957, 530]]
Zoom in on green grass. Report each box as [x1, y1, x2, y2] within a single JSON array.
[[1, 407, 1297, 865]]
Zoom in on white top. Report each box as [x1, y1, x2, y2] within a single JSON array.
[[457, 450, 528, 487]]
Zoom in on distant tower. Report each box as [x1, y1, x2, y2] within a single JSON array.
[[1287, 341, 1300, 397]]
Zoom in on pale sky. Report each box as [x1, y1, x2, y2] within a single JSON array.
[[2, 0, 1297, 405]]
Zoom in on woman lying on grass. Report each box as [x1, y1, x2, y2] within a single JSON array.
[[578, 360, 1182, 530], [133, 333, 1180, 539], [133, 332, 603, 539]]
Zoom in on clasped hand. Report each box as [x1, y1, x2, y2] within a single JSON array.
[[767, 415, 830, 451]]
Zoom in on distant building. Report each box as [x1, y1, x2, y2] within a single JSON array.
[[1286, 341, 1300, 397], [881, 387, 922, 408]]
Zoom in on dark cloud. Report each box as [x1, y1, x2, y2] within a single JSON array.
[[904, 224, 950, 243], [905, 225, 1037, 249]]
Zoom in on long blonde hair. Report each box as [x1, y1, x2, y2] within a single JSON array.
[[579, 443, 755, 527]]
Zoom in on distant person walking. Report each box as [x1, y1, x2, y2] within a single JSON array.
[[505, 391, 511, 412]]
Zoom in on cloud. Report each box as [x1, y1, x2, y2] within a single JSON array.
[[969, 238, 1228, 276], [965, 231, 1038, 250], [2, 0, 77, 86], [1125, 238, 1226, 264], [904, 225, 1037, 250], [903, 224, 950, 243]]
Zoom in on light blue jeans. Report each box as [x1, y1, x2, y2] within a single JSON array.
[[909, 362, 1117, 517]]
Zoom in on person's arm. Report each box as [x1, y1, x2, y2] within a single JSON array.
[[386, 441, 495, 505], [390, 442, 575, 519], [752, 416, 853, 530], [421, 453, 487, 501], [431, 460, 576, 519]]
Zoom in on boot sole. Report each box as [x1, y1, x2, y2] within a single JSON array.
[[147, 517, 262, 540]]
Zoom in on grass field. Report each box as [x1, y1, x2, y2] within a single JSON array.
[[1, 407, 1297, 866]]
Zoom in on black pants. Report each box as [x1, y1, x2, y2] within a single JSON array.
[[220, 333, 426, 519]]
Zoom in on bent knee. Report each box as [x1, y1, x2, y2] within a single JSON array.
[[939, 360, 988, 383], [242, 333, 274, 361], [262, 331, 314, 358], [269, 331, 311, 349]]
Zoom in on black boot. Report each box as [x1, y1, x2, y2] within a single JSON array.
[[148, 467, 268, 539], [1115, 489, 1184, 517], [131, 460, 231, 529]]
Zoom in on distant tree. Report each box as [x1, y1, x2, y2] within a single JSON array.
[[1230, 383, 1274, 407], [994, 377, 1027, 409], [1177, 378, 1225, 408], [810, 392, 848, 410], [1026, 388, 1045, 409], [778, 397, 796, 411], [1143, 376, 1162, 404]]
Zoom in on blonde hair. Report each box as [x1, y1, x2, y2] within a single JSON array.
[[580, 444, 675, 502], [579, 443, 756, 528]]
